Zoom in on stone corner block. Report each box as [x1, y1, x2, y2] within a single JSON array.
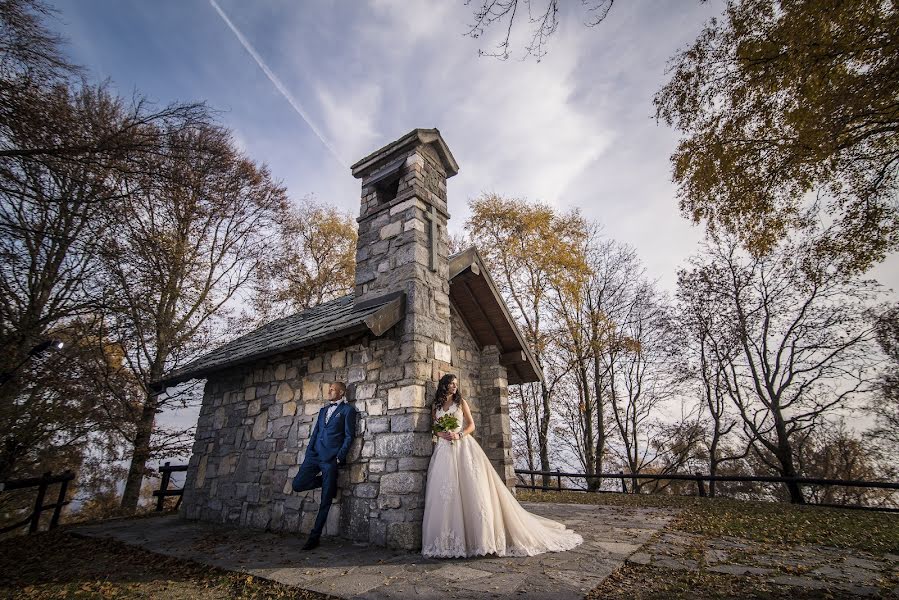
[[387, 384, 426, 409], [434, 341, 451, 363]]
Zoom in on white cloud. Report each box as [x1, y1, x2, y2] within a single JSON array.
[[351, 1, 614, 208], [366, 0, 456, 46], [315, 81, 383, 164], [448, 53, 612, 205]]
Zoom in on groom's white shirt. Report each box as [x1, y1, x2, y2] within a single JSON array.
[[325, 398, 346, 425]]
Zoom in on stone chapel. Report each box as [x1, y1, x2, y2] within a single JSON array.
[[155, 128, 542, 550]]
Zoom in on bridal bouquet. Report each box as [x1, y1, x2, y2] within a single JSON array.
[[432, 414, 461, 444]]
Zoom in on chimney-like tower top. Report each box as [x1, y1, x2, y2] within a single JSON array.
[[350, 127, 456, 304], [350, 128, 459, 180]]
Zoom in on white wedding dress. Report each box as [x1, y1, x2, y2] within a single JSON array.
[[421, 402, 583, 558]]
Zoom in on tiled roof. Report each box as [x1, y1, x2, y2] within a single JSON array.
[[156, 294, 384, 387], [155, 249, 544, 388]]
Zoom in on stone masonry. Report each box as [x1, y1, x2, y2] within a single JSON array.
[[349, 132, 454, 549], [179, 130, 521, 551]]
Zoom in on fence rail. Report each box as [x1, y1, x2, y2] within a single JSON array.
[[0, 470, 74, 534], [152, 462, 187, 512], [514, 469, 899, 511]]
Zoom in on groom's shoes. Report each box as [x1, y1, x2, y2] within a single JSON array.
[[302, 535, 320, 551]]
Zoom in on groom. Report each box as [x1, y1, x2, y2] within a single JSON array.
[[292, 381, 356, 550]]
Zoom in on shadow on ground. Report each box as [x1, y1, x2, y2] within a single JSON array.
[[68, 502, 675, 600]]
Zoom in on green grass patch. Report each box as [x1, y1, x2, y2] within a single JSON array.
[[519, 489, 899, 554]]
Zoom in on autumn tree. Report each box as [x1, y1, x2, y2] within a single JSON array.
[[252, 197, 356, 322], [0, 83, 156, 479], [465, 193, 590, 484], [0, 0, 207, 166], [655, 0, 899, 273], [677, 266, 749, 496], [869, 303, 899, 451], [602, 281, 685, 490], [549, 232, 648, 489], [0, 1, 209, 481], [684, 230, 881, 503], [547, 224, 600, 483], [0, 0, 73, 93], [102, 122, 288, 511], [798, 421, 895, 507]]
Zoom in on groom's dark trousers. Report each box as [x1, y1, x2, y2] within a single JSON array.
[[291, 401, 356, 539]]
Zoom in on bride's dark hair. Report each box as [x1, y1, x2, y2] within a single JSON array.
[[433, 373, 463, 408]]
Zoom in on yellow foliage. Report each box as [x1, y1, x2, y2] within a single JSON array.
[[465, 193, 592, 357]]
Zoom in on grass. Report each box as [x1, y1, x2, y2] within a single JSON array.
[[0, 526, 335, 600], [5, 493, 897, 599], [585, 563, 866, 600], [518, 489, 899, 554]]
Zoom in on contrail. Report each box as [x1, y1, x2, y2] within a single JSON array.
[[209, 0, 347, 169]]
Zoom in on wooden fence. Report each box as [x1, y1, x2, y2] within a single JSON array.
[[515, 469, 899, 511], [0, 470, 74, 534], [152, 462, 187, 512]]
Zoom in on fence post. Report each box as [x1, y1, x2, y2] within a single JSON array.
[[530, 472, 535, 491], [29, 472, 50, 533], [156, 462, 172, 512], [556, 471, 562, 492], [49, 470, 72, 530], [695, 472, 707, 498], [619, 471, 627, 494]]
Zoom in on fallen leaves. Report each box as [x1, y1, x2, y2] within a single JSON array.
[[0, 529, 335, 600], [521, 490, 899, 553]]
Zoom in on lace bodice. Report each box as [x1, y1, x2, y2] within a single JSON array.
[[435, 402, 463, 433]]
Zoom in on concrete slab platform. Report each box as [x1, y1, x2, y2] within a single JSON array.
[[72, 502, 677, 599]]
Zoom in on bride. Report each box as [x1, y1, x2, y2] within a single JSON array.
[[421, 373, 583, 558]]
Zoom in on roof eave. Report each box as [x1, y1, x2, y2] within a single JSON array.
[[449, 246, 544, 384], [153, 292, 407, 390], [350, 128, 459, 179], [153, 321, 372, 390]]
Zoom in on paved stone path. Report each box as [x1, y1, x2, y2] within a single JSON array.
[[71, 503, 675, 599], [627, 530, 899, 597]]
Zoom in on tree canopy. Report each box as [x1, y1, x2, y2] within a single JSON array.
[[655, 0, 899, 273]]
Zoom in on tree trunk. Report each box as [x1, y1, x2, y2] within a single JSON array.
[[0, 338, 37, 479], [579, 364, 598, 491], [0, 381, 23, 479], [591, 354, 605, 492], [777, 446, 805, 504], [0, 438, 21, 481], [120, 389, 158, 511], [772, 408, 805, 504], [539, 383, 552, 487], [708, 418, 720, 498], [521, 388, 536, 472]]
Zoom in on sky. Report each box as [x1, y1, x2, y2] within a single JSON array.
[[44, 0, 899, 293], [43, 1, 897, 478], [44, 0, 734, 292]]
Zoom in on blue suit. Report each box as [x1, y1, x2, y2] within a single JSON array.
[[291, 400, 356, 538]]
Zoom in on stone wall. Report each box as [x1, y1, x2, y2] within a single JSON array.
[[447, 302, 483, 438], [349, 137, 454, 549], [181, 335, 386, 538], [179, 131, 522, 551], [181, 301, 514, 546], [479, 346, 515, 488], [182, 324, 445, 547]]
